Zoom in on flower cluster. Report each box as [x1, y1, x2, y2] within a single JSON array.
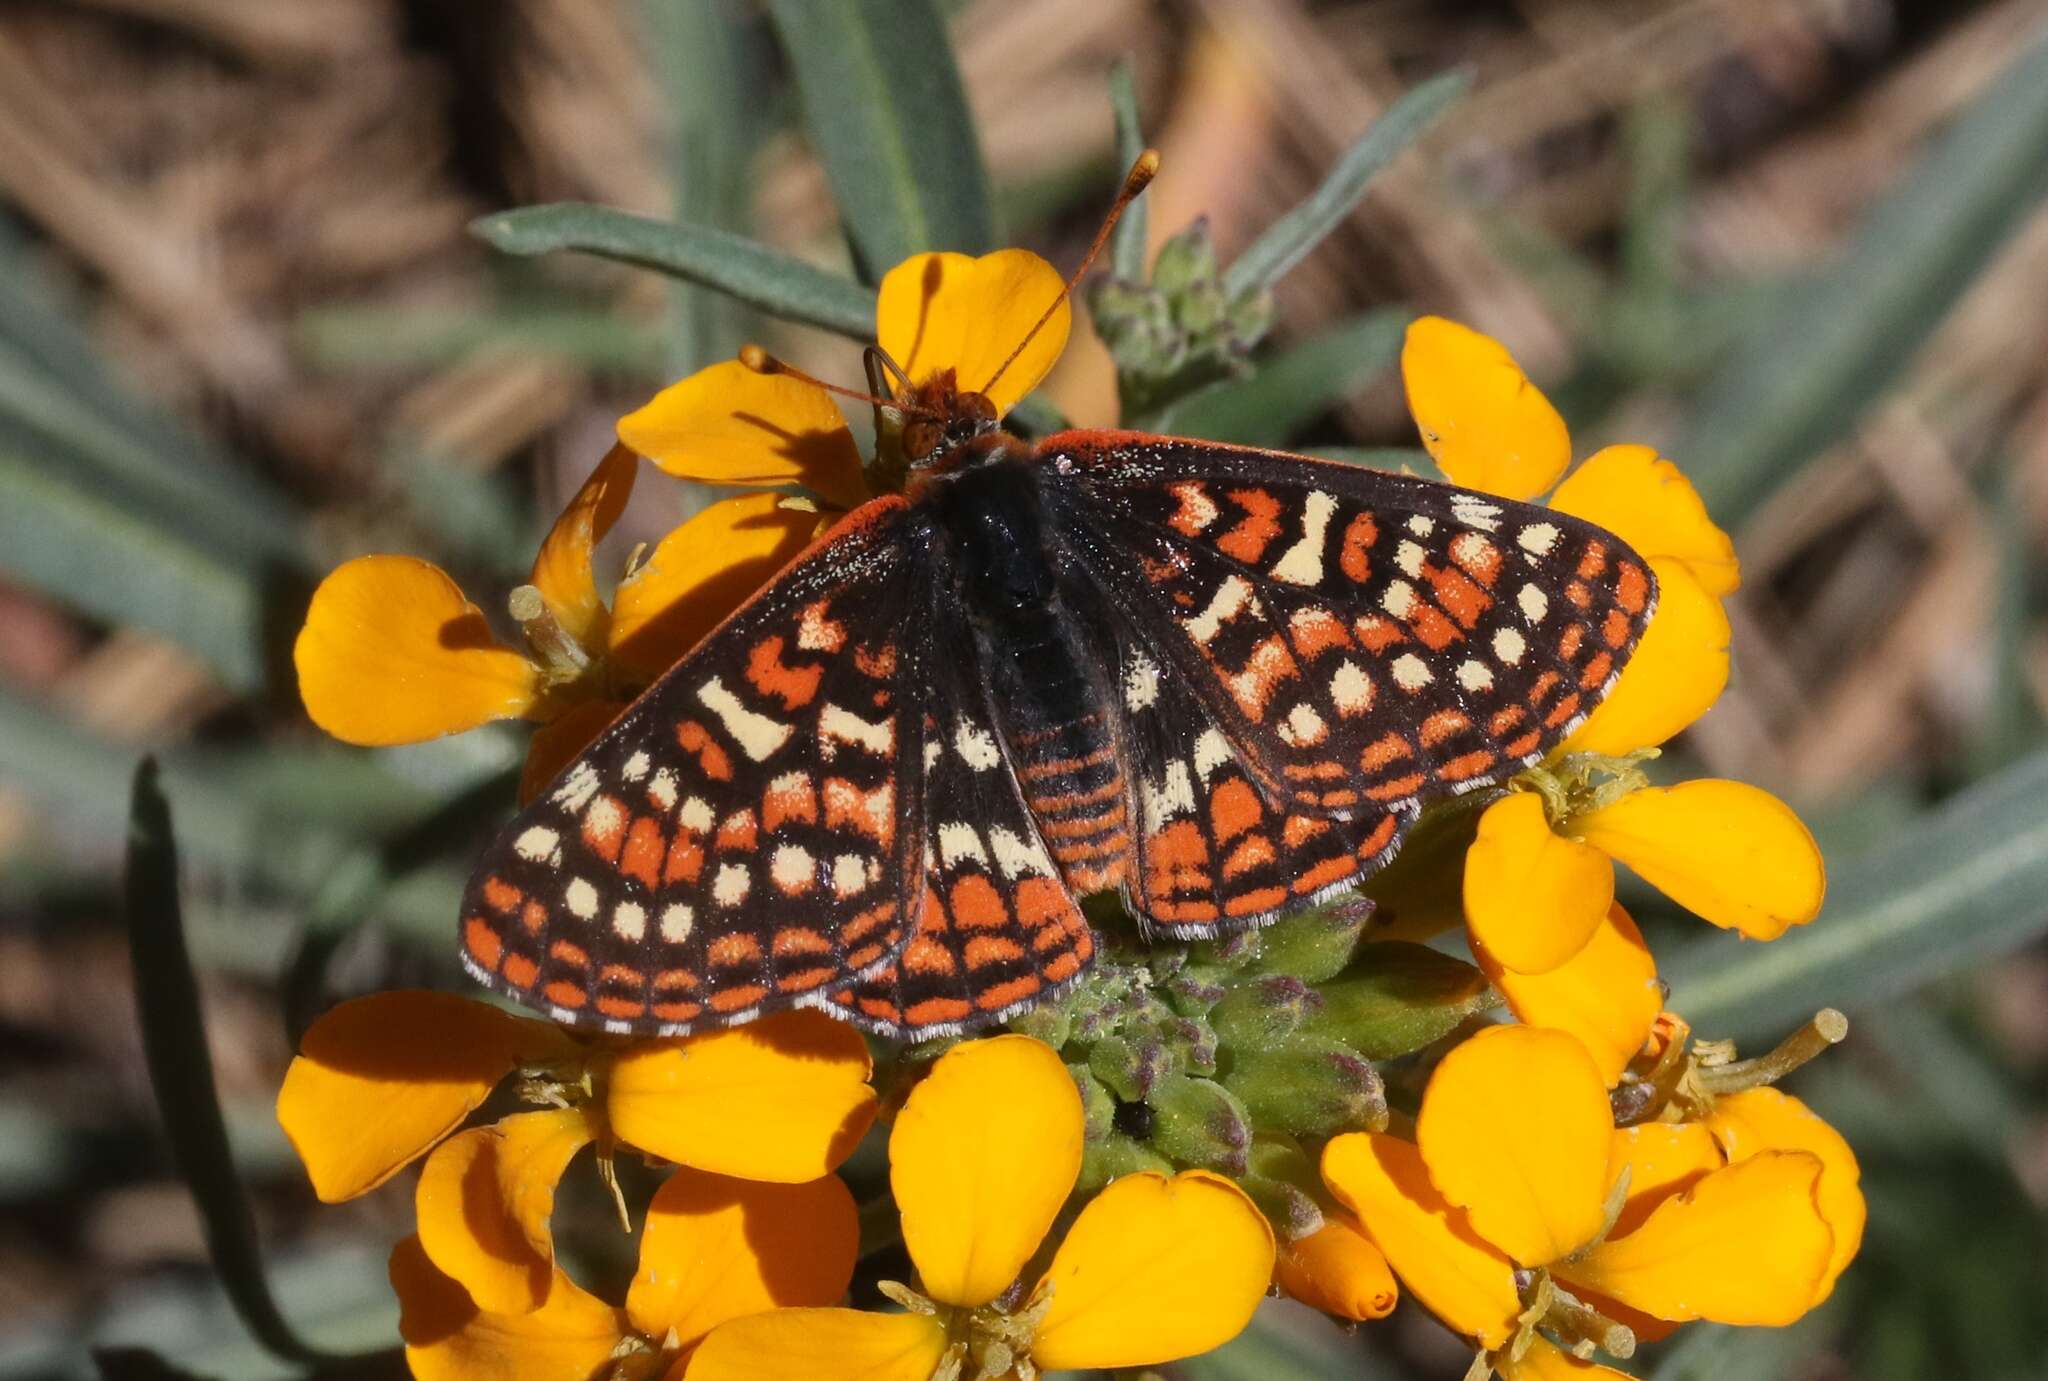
[[282, 238, 1859, 1378]]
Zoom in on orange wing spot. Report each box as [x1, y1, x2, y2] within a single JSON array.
[[1051, 832, 1130, 863], [1044, 948, 1087, 983], [1146, 820, 1209, 899], [1217, 488, 1284, 563], [1039, 803, 1129, 839], [1222, 834, 1277, 879], [543, 980, 588, 1010], [1407, 602, 1462, 651], [1354, 615, 1406, 652], [549, 939, 589, 969], [904, 935, 957, 975], [1614, 561, 1650, 614], [710, 983, 770, 1013], [855, 643, 898, 679], [1544, 692, 1585, 728], [1020, 746, 1117, 782], [964, 936, 1026, 969], [1366, 773, 1426, 801], [709, 934, 763, 967], [463, 917, 503, 973], [842, 900, 897, 943], [1440, 749, 1497, 781], [653, 968, 699, 993], [746, 635, 824, 711], [1504, 730, 1544, 758], [1166, 480, 1218, 536], [1293, 854, 1358, 894], [1340, 511, 1378, 582], [653, 1000, 703, 1022], [521, 901, 548, 935], [855, 994, 901, 1022], [599, 964, 645, 989], [950, 875, 1010, 930], [482, 877, 523, 914], [975, 974, 1042, 1011], [1210, 778, 1265, 842], [1420, 709, 1471, 748], [1283, 762, 1348, 780], [583, 795, 627, 862], [1566, 580, 1593, 609], [1577, 540, 1609, 580], [798, 600, 847, 653], [597, 995, 647, 1020], [1288, 607, 1352, 661], [1225, 885, 1288, 917], [621, 816, 665, 889], [1227, 635, 1300, 717], [1065, 861, 1129, 892], [1360, 733, 1412, 772], [771, 926, 832, 958], [664, 831, 704, 885], [1429, 565, 1493, 630], [777, 965, 840, 992], [1559, 624, 1585, 661], [1528, 670, 1562, 706], [502, 953, 540, 989], [1013, 878, 1071, 929], [1603, 608, 1632, 649], [1308, 788, 1360, 809], [676, 721, 734, 781], [906, 997, 974, 1027], [823, 778, 895, 847], [1579, 652, 1615, 688], [1357, 813, 1398, 859], [1154, 899, 1221, 923], [1489, 705, 1527, 735], [715, 809, 759, 852], [762, 774, 819, 832], [1451, 535, 1502, 586], [845, 941, 890, 970]]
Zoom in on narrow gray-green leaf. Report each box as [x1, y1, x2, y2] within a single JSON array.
[[472, 204, 875, 339], [765, 0, 993, 275], [1108, 60, 1148, 282], [1155, 308, 1411, 444], [1675, 24, 2048, 523], [1223, 70, 1471, 296], [125, 760, 336, 1367], [1664, 749, 2048, 1039]]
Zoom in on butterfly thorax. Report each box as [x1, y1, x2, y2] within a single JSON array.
[[926, 455, 1130, 894]]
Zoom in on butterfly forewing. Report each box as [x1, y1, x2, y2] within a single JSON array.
[[457, 498, 931, 1033]]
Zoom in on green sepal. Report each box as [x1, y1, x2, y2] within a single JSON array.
[[1147, 1073, 1253, 1175], [1071, 1062, 1116, 1142], [1077, 1134, 1176, 1196], [1008, 1001, 1072, 1050], [1241, 1172, 1326, 1243], [1209, 976, 1320, 1049], [1236, 897, 1373, 984], [1088, 1033, 1164, 1104], [1221, 1036, 1388, 1140], [1302, 942, 1498, 1061]]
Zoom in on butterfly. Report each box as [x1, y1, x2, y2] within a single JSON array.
[[456, 157, 1656, 1044]]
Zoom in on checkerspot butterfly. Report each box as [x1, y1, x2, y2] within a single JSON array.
[[458, 158, 1656, 1042]]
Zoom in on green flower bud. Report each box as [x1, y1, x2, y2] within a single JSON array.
[[1088, 1033, 1164, 1103], [1300, 941, 1497, 1060], [1147, 1072, 1252, 1175], [1240, 1172, 1325, 1242], [1071, 1063, 1116, 1142], [1209, 975, 1321, 1049], [1150, 219, 1216, 296], [1243, 897, 1373, 983], [1077, 1133, 1176, 1195], [1221, 1036, 1388, 1139], [1008, 1001, 1071, 1050]]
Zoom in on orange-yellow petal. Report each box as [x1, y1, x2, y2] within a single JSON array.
[[1030, 1170, 1276, 1371], [390, 1235, 631, 1381], [890, 1034, 1083, 1309], [1463, 792, 1614, 974], [277, 991, 575, 1202], [608, 492, 826, 683], [1416, 1024, 1613, 1267], [517, 697, 625, 805], [618, 360, 867, 511], [1478, 904, 1661, 1087], [1606, 1121, 1724, 1239], [295, 556, 541, 747], [1400, 316, 1571, 501], [528, 443, 638, 652], [1502, 1337, 1637, 1381], [1559, 558, 1728, 756], [1707, 1089, 1863, 1305], [414, 1107, 595, 1315], [1273, 1211, 1399, 1322], [628, 1168, 858, 1347], [1321, 1133, 1521, 1348], [606, 1010, 876, 1183], [1549, 445, 1739, 596], [876, 249, 1069, 415], [1573, 781, 1826, 940], [1558, 1150, 1832, 1326], [683, 1308, 947, 1381]]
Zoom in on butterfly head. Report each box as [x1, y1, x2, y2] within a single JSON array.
[[895, 368, 1001, 472]]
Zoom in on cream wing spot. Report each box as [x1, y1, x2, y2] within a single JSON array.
[[988, 826, 1056, 880], [1330, 660, 1373, 715], [622, 751, 650, 782], [1394, 540, 1426, 578], [831, 853, 870, 898], [1518, 584, 1550, 622], [566, 878, 599, 921], [1193, 728, 1233, 782], [613, 902, 646, 941], [660, 904, 695, 944], [1518, 523, 1560, 557], [1382, 580, 1418, 618], [771, 844, 816, 893], [1124, 650, 1161, 711], [647, 769, 679, 811], [1281, 702, 1329, 746], [937, 822, 989, 868], [954, 721, 1001, 770], [1269, 490, 1337, 585], [1143, 761, 1198, 832], [712, 863, 751, 907], [514, 826, 560, 864], [1494, 627, 1528, 665], [1457, 659, 1495, 692], [819, 703, 893, 757], [1391, 653, 1431, 691], [696, 676, 793, 762], [1187, 575, 1254, 645]]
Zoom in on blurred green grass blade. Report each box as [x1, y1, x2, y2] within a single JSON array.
[[472, 205, 876, 339], [764, 0, 993, 274], [1182, 1303, 1397, 1379], [1674, 22, 2048, 523], [1108, 60, 1148, 282], [125, 760, 335, 1367], [296, 302, 668, 373], [1649, 1313, 1834, 1380], [1156, 308, 1411, 444], [1664, 748, 2048, 1039], [1223, 70, 1470, 297]]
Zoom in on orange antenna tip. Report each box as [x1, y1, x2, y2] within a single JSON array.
[[738, 344, 775, 373], [1126, 148, 1162, 192]]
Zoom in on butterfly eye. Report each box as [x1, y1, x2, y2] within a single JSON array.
[[903, 419, 942, 461]]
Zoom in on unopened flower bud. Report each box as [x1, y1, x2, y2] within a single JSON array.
[[1274, 1214, 1398, 1322], [1302, 942, 1497, 1060], [1245, 898, 1372, 983], [1147, 1073, 1252, 1175], [1210, 976, 1322, 1048], [1088, 1034, 1164, 1103], [1222, 1036, 1388, 1139]]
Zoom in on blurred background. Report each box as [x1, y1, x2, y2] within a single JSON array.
[[1, 1, 2046, 1377]]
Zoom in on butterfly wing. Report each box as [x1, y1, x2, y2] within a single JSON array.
[[1042, 432, 1656, 934], [457, 497, 932, 1034]]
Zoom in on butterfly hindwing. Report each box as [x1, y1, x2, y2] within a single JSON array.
[[457, 498, 931, 1034]]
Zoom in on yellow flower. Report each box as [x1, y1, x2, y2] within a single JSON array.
[[685, 1034, 1274, 1380], [276, 990, 876, 1208], [1399, 317, 1824, 975], [392, 1164, 857, 1379], [295, 444, 823, 800], [1321, 1025, 1840, 1375]]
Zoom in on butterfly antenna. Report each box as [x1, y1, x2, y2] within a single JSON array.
[[979, 147, 1160, 399], [739, 345, 942, 418]]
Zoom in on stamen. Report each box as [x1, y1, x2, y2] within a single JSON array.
[[1697, 1008, 1848, 1095]]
